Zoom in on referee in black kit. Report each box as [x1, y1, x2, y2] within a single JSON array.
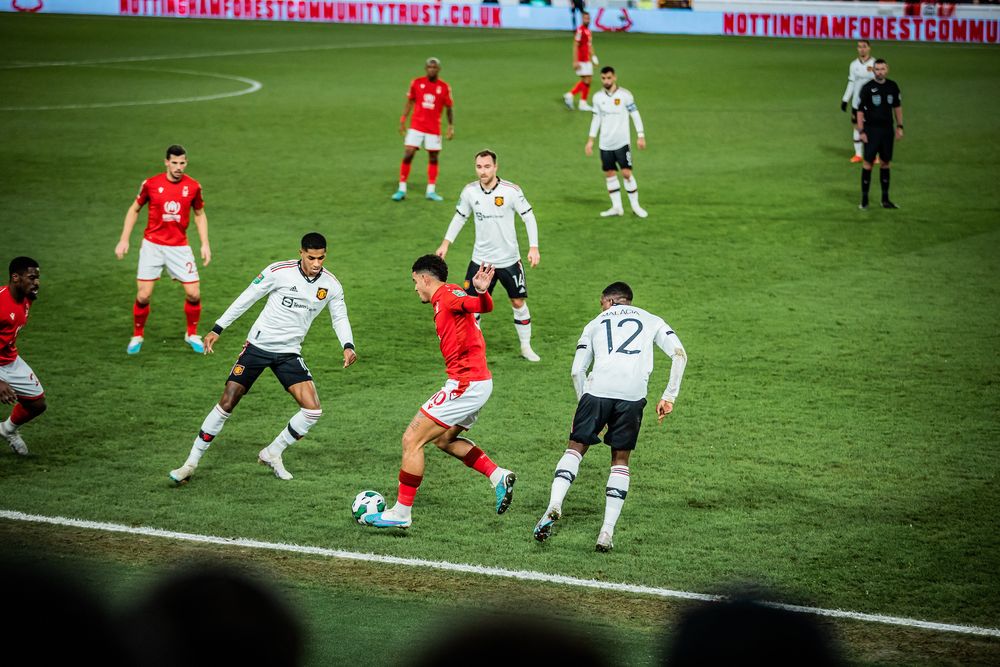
[[856, 59, 904, 209]]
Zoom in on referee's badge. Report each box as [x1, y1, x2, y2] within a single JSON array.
[[316, 287, 328, 300], [872, 95, 882, 106], [494, 196, 504, 206], [887, 95, 894, 104]]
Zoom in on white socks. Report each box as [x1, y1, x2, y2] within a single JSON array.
[[623, 175, 641, 210], [266, 408, 322, 457], [606, 176, 623, 210], [547, 449, 582, 511], [512, 304, 532, 348], [185, 404, 231, 467], [489, 467, 509, 488], [601, 465, 631, 536], [426, 183, 436, 194], [853, 129, 863, 157], [397, 181, 408, 192]]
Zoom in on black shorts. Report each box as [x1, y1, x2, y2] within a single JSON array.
[[227, 342, 313, 392], [600, 145, 633, 172], [863, 126, 894, 163], [570, 393, 646, 451], [464, 260, 527, 300]]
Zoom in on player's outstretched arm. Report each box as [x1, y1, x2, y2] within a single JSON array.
[[193, 207, 210, 266], [203, 331, 219, 354], [116, 201, 142, 259]]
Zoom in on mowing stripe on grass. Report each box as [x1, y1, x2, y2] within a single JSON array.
[[3, 509, 998, 638], [0, 65, 262, 111]]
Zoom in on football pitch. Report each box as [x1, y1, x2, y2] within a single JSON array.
[[1, 11, 999, 665]]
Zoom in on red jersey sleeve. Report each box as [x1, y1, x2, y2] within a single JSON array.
[[192, 184, 204, 210], [442, 83, 453, 108], [407, 78, 418, 102], [446, 289, 492, 314], [135, 179, 149, 206]]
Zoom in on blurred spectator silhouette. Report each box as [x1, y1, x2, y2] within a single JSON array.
[[663, 594, 842, 666], [411, 611, 608, 666], [0, 558, 132, 666], [121, 563, 304, 667]]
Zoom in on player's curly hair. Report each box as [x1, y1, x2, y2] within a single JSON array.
[[8, 256, 38, 278], [412, 254, 448, 282], [602, 282, 632, 303]]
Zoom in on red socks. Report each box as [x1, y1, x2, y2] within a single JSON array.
[[581, 83, 590, 99], [427, 162, 439, 185], [397, 469, 423, 507], [400, 160, 412, 183], [133, 300, 150, 337], [10, 402, 32, 426], [462, 445, 498, 478], [570, 81, 585, 96], [184, 300, 201, 336]]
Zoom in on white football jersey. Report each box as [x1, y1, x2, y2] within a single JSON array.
[[843, 56, 876, 109], [214, 259, 354, 355], [445, 178, 538, 268], [572, 304, 686, 403], [589, 86, 644, 152]]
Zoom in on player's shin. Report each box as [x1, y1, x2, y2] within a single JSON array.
[[133, 300, 150, 337], [606, 176, 623, 211], [623, 175, 641, 209], [512, 305, 532, 348], [879, 167, 891, 202], [186, 404, 231, 467], [427, 162, 439, 193], [601, 465, 631, 536], [184, 299, 201, 336], [548, 449, 583, 512], [265, 408, 322, 457], [853, 128, 863, 157], [392, 469, 422, 519], [462, 444, 498, 479]]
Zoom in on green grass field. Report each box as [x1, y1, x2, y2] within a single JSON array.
[[1, 12, 999, 665]]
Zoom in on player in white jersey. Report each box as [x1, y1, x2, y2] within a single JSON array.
[[533, 282, 686, 552], [586, 66, 647, 219], [168, 232, 357, 485], [842, 40, 876, 163], [435, 149, 542, 362]]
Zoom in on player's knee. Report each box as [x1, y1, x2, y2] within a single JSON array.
[[26, 398, 47, 416], [185, 295, 201, 305], [510, 297, 525, 309]]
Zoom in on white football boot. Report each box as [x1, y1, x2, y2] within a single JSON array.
[[258, 448, 293, 480]]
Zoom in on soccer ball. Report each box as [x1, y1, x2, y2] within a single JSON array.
[[352, 490, 386, 524]]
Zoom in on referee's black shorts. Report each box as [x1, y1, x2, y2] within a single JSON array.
[[570, 393, 646, 451], [863, 126, 894, 163]]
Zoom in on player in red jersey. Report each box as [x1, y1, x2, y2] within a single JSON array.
[[362, 254, 517, 529], [0, 257, 45, 456], [564, 10, 598, 112], [392, 57, 454, 203], [115, 145, 210, 356]]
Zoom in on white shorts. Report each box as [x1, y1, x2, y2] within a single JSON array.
[[404, 128, 443, 152], [0, 356, 44, 398], [574, 61, 594, 77], [420, 378, 492, 430], [137, 239, 199, 283]]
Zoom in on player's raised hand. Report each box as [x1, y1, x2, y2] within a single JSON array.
[[585, 138, 594, 156], [637, 136, 647, 150], [201, 244, 212, 266], [115, 240, 129, 259], [656, 399, 673, 424], [434, 241, 449, 260], [343, 348, 357, 368], [472, 263, 495, 293], [0, 380, 17, 405], [203, 331, 220, 354], [527, 247, 540, 268]]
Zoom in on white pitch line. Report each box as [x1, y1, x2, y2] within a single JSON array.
[[2, 509, 998, 638], [0, 65, 262, 111]]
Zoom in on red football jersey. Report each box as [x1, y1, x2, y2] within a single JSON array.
[[135, 173, 204, 247], [431, 284, 493, 382], [574, 25, 592, 62], [0, 286, 31, 366], [407, 76, 453, 136]]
